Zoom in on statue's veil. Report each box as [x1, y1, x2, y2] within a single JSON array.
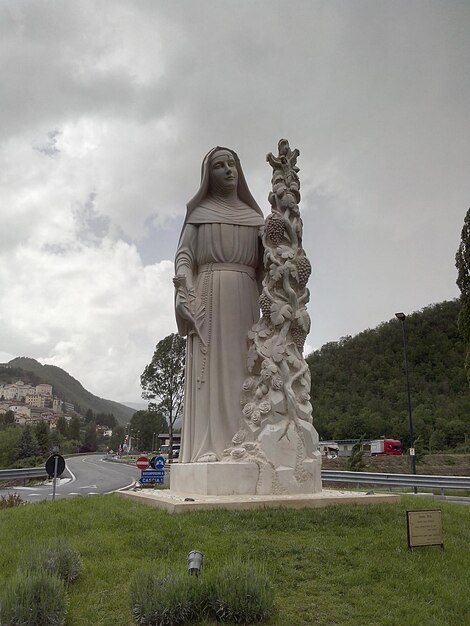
[[185, 146, 263, 219]]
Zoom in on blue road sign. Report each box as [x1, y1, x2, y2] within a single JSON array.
[[140, 469, 165, 485], [150, 455, 166, 469]]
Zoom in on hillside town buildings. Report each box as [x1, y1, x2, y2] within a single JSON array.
[[0, 380, 73, 427]]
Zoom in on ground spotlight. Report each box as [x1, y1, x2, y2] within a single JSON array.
[[187, 550, 204, 576]]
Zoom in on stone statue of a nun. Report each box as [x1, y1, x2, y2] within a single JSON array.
[[174, 147, 264, 463]]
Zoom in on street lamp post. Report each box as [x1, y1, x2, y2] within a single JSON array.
[[395, 312, 417, 490]]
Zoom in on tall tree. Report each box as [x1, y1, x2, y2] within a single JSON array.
[[0, 426, 22, 467], [35, 421, 50, 456], [109, 424, 126, 454], [141, 333, 186, 461], [56, 415, 69, 438], [4, 410, 15, 426], [96, 413, 116, 428], [14, 425, 39, 461], [50, 429, 61, 451], [456, 207, 470, 384], [83, 422, 98, 452], [69, 416, 81, 441], [347, 435, 366, 471], [129, 411, 167, 452]]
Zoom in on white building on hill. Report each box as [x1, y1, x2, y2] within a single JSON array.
[[0, 381, 35, 400]]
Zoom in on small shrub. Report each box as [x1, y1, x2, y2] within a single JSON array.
[[13, 456, 46, 469], [208, 561, 276, 624], [0, 492, 25, 509], [347, 436, 366, 471], [19, 538, 81, 584], [0, 570, 68, 625], [130, 561, 276, 625], [130, 567, 205, 625]]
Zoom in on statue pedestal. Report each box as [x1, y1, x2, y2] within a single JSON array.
[[170, 457, 322, 496], [171, 462, 259, 496]]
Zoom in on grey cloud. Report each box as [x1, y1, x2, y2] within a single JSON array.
[[74, 192, 110, 245], [1, 0, 469, 400], [33, 129, 61, 157]]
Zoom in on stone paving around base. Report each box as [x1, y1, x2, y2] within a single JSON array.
[[116, 487, 400, 513]]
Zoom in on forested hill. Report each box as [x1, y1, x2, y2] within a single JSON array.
[[307, 300, 470, 450], [1, 357, 134, 423]]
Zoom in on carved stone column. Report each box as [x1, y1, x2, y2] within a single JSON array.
[[222, 139, 322, 494]]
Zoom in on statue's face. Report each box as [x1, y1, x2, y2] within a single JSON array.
[[209, 150, 238, 193]]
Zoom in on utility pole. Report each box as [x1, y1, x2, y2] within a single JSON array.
[[395, 312, 417, 492]]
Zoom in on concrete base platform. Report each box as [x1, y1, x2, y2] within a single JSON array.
[[115, 488, 400, 513], [171, 462, 260, 495]]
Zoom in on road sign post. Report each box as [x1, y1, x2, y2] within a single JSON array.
[[52, 455, 58, 501], [45, 454, 65, 502]]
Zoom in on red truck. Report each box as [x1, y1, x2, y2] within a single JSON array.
[[370, 439, 402, 456]]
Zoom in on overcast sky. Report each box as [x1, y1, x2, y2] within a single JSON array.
[[1, 1, 469, 405]]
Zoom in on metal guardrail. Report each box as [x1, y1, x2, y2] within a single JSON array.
[[0, 467, 48, 481], [322, 470, 470, 491], [2, 466, 468, 492]]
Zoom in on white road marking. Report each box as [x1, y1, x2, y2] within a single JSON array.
[[65, 461, 77, 484], [112, 478, 138, 494], [44, 478, 72, 486]]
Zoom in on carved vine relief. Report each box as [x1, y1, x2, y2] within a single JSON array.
[[222, 139, 319, 492]]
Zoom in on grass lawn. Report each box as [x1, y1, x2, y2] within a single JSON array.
[[0, 494, 468, 625]]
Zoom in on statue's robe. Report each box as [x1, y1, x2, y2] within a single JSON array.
[[176, 200, 263, 463]]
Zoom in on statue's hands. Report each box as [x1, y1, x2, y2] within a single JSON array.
[[174, 276, 196, 330], [174, 275, 206, 347], [175, 290, 196, 331]]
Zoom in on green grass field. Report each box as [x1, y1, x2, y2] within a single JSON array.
[[0, 494, 468, 625]]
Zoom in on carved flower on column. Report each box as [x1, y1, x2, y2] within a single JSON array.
[[231, 447, 247, 459], [232, 430, 246, 445], [297, 390, 310, 403], [271, 375, 283, 390], [260, 360, 277, 381], [258, 400, 271, 414], [242, 377, 255, 391], [242, 403, 255, 418]]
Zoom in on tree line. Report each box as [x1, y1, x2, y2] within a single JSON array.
[[307, 299, 469, 451]]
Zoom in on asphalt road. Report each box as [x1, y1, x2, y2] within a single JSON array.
[[1, 455, 140, 503]]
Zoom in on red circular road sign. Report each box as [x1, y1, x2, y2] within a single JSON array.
[[136, 456, 149, 470]]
